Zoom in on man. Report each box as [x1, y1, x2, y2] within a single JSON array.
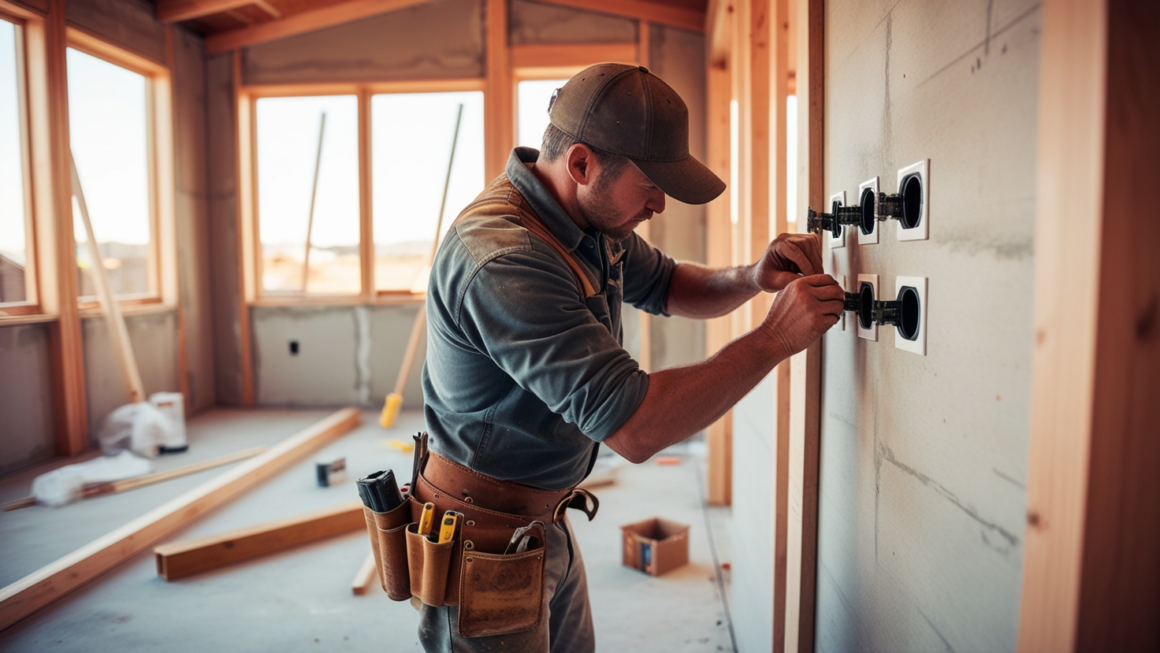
[[416, 63, 843, 652]]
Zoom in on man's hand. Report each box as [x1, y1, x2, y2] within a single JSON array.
[[760, 274, 844, 357], [753, 233, 825, 293]]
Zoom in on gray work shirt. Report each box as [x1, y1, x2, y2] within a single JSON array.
[[421, 147, 676, 489]]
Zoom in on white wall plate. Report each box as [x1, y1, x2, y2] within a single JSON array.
[[897, 159, 930, 241], [837, 273, 848, 331], [856, 177, 879, 245], [828, 191, 846, 249], [856, 273, 878, 341], [894, 275, 928, 355]]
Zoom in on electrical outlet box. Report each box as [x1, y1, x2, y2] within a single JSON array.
[[856, 274, 878, 341], [896, 160, 929, 241], [857, 177, 879, 245], [837, 274, 847, 331], [828, 191, 846, 249], [894, 276, 928, 355]]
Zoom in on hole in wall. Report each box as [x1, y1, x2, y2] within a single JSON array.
[[859, 187, 876, 235], [858, 282, 875, 331], [901, 174, 923, 229], [897, 286, 921, 341], [289, 340, 300, 355]]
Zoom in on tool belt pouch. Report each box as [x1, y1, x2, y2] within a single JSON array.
[[457, 524, 547, 638], [405, 522, 456, 606], [362, 501, 412, 601]]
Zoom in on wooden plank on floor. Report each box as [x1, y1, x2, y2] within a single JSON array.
[[0, 408, 361, 631], [154, 501, 365, 580], [351, 551, 377, 595]]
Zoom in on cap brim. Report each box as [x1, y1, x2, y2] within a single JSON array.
[[633, 154, 726, 205]]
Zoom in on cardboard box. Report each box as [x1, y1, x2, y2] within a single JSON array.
[[620, 517, 689, 576]]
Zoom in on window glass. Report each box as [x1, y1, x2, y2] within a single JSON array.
[[67, 47, 152, 298], [256, 95, 360, 295], [371, 91, 484, 293], [0, 20, 29, 304], [517, 79, 567, 151]]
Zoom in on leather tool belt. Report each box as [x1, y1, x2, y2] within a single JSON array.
[[361, 432, 599, 638]]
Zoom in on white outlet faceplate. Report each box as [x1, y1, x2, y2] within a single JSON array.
[[894, 275, 928, 355], [856, 273, 878, 341], [857, 177, 879, 245], [836, 273, 848, 331], [828, 191, 846, 249], [897, 159, 930, 242]]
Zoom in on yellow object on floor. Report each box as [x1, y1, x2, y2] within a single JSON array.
[[388, 439, 415, 453]]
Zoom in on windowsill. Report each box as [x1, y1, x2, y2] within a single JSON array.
[[250, 293, 426, 308], [78, 301, 176, 319], [0, 312, 57, 327]]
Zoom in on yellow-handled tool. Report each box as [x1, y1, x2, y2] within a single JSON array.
[[437, 511, 459, 544], [418, 502, 436, 538]]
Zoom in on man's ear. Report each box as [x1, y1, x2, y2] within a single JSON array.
[[565, 143, 597, 187]]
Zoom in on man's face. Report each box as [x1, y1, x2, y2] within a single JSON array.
[[577, 160, 667, 243]]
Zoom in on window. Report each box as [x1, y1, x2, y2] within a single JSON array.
[[67, 46, 155, 301], [517, 79, 567, 150], [0, 17, 33, 308], [255, 95, 360, 296], [372, 91, 483, 293]]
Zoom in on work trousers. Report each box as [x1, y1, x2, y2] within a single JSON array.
[[417, 514, 595, 653]]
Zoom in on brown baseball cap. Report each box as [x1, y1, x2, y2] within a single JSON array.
[[548, 63, 726, 205]]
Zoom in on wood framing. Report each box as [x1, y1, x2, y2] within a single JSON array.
[[156, 0, 258, 23], [0, 408, 361, 630], [533, 0, 704, 32], [636, 22, 652, 373], [233, 51, 256, 404], [154, 501, 365, 580], [484, 0, 512, 181], [1018, 0, 1160, 650], [783, 0, 822, 650], [205, 0, 429, 54], [351, 551, 377, 595], [511, 43, 637, 73]]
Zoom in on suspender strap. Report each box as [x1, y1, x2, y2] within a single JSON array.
[[517, 213, 599, 299]]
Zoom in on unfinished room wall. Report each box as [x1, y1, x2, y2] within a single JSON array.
[[66, 0, 165, 64], [242, 0, 484, 85], [250, 304, 424, 408], [813, 1, 1041, 652], [0, 325, 57, 474], [509, 0, 635, 43]]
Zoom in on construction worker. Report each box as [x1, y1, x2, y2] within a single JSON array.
[[415, 63, 843, 652]]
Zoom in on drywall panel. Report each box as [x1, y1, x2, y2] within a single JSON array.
[[172, 27, 216, 414], [205, 53, 245, 406], [509, 0, 636, 44], [813, 1, 1040, 651], [0, 324, 57, 475], [82, 311, 181, 441], [241, 0, 484, 85], [731, 375, 776, 653], [65, 0, 166, 65], [251, 304, 424, 408]]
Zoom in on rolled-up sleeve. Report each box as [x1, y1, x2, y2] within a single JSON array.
[[620, 232, 676, 316], [455, 249, 648, 442]]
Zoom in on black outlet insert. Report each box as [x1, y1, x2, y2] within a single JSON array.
[[859, 187, 877, 235], [873, 286, 921, 340], [858, 282, 875, 331], [289, 340, 299, 355], [900, 174, 923, 230]]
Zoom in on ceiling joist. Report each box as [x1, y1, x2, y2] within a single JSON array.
[[156, 0, 263, 23], [533, 0, 705, 33], [205, 0, 428, 54]]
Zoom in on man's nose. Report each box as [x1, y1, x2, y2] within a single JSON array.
[[646, 189, 665, 215]]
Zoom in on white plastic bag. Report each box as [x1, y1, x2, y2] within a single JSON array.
[[97, 401, 179, 458], [30, 450, 153, 507]]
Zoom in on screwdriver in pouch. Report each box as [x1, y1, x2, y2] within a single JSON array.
[[437, 511, 459, 544], [418, 502, 436, 539]]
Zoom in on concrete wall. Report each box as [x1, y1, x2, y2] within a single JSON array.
[[813, 1, 1041, 651], [0, 325, 57, 476]]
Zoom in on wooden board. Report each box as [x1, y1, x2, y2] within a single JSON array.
[[204, 0, 429, 53], [154, 501, 365, 580], [351, 551, 377, 595], [532, 0, 704, 32], [483, 0, 513, 181], [0, 408, 361, 631]]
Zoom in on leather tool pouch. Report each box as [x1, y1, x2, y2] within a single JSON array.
[[362, 499, 412, 601], [457, 522, 547, 638]]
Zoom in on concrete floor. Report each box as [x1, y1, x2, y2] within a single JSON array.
[[0, 409, 735, 652]]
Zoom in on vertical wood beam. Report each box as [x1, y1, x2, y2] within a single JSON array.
[[1019, 0, 1160, 650], [233, 51, 255, 405], [41, 0, 88, 453], [743, 0, 770, 327], [636, 20, 652, 373], [484, 0, 512, 182], [358, 88, 373, 299], [768, 0, 790, 649], [784, 0, 822, 650], [705, 30, 733, 506]]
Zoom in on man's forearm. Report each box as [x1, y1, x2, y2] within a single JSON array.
[[665, 261, 761, 319], [604, 326, 788, 463]]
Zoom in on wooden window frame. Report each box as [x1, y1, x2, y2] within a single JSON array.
[[237, 78, 486, 308], [65, 27, 176, 312], [0, 6, 43, 319]]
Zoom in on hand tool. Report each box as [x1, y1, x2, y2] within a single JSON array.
[[418, 502, 436, 538], [437, 511, 459, 544]]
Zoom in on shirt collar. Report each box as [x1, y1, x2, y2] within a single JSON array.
[[506, 147, 587, 252]]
